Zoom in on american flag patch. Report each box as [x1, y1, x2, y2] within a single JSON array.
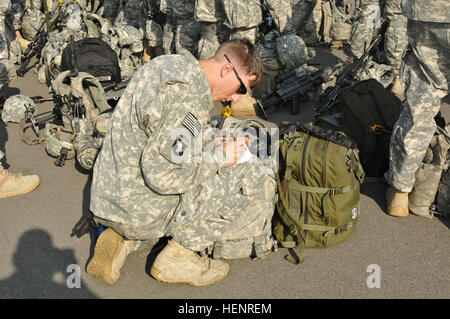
[[182, 112, 202, 138]]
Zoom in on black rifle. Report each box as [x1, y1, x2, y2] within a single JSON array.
[[313, 34, 382, 117], [0, 95, 55, 108], [16, 1, 65, 77], [256, 62, 347, 116], [307, 40, 350, 49], [22, 95, 65, 137]]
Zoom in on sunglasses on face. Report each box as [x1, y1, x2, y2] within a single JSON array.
[[224, 54, 247, 95]]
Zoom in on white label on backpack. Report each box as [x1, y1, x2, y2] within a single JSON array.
[[351, 208, 358, 219]]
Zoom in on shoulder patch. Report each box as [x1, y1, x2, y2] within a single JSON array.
[[182, 112, 202, 138]]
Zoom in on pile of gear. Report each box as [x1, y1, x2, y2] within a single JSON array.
[[0, 0, 448, 264]]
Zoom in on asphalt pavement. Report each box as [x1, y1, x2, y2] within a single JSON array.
[[0, 48, 449, 301]]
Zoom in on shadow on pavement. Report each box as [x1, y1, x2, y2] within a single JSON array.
[[0, 229, 98, 298]]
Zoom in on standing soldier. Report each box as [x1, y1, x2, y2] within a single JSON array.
[[350, 0, 408, 95], [384, 0, 408, 94], [0, 0, 40, 199], [384, 0, 450, 216]]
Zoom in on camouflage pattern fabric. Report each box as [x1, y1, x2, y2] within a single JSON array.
[[145, 18, 163, 47], [357, 60, 395, 88], [196, 21, 221, 59], [0, 7, 17, 83], [170, 153, 277, 254], [160, 0, 175, 54], [294, 0, 322, 43], [90, 53, 220, 241], [172, 0, 196, 54], [175, 20, 199, 55], [1, 94, 36, 123], [263, 0, 297, 35], [222, 0, 261, 30], [194, 0, 226, 59], [96, 0, 121, 18], [162, 19, 175, 54], [350, 0, 407, 73], [408, 130, 450, 218], [0, 60, 11, 85], [276, 34, 308, 70], [0, 0, 10, 14], [384, 14, 450, 193], [0, 0, 21, 66], [384, 0, 407, 71], [21, 7, 44, 40], [194, 0, 226, 23], [169, 116, 278, 255], [328, 0, 354, 42], [44, 123, 76, 160], [120, 0, 147, 30], [402, 0, 450, 23], [350, 0, 380, 59], [222, 0, 261, 44], [8, 0, 25, 31], [436, 163, 450, 217], [164, 0, 199, 56]]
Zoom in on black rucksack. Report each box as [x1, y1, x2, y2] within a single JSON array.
[[315, 79, 403, 177], [60, 38, 121, 86]]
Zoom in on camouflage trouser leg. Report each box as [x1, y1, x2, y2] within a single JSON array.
[[384, 0, 407, 72], [100, 0, 121, 18], [175, 20, 200, 56], [350, 0, 380, 58], [384, 20, 450, 192], [197, 22, 221, 60], [229, 27, 258, 44], [169, 163, 276, 255], [162, 22, 175, 55], [264, 0, 297, 35], [0, 61, 12, 85]]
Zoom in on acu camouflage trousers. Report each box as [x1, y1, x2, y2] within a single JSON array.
[[384, 19, 450, 192]]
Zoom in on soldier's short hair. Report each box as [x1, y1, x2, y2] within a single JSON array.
[[214, 38, 262, 88]]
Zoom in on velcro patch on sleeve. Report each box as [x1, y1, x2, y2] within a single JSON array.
[[182, 112, 202, 138]]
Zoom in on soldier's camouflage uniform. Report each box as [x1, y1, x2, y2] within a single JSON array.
[[90, 52, 276, 254], [351, 0, 407, 75], [195, 0, 263, 60], [194, 0, 226, 59], [0, 0, 20, 85], [384, 0, 450, 192], [172, 0, 198, 55], [222, 0, 261, 44]]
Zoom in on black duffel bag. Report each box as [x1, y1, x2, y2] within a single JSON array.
[[60, 37, 121, 86]]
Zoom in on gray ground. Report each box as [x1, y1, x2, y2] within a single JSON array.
[[0, 48, 449, 300]]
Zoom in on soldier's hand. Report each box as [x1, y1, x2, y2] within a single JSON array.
[[221, 136, 249, 167]]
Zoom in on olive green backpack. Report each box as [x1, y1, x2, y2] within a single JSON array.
[[273, 123, 365, 264]]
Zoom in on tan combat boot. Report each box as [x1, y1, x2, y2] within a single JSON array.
[[386, 186, 409, 217], [15, 30, 31, 52], [391, 75, 404, 96], [46, 0, 53, 11], [0, 164, 40, 199], [142, 43, 152, 64], [87, 228, 134, 285], [151, 239, 229, 286]]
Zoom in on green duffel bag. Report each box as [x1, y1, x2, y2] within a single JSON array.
[[273, 123, 365, 264]]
